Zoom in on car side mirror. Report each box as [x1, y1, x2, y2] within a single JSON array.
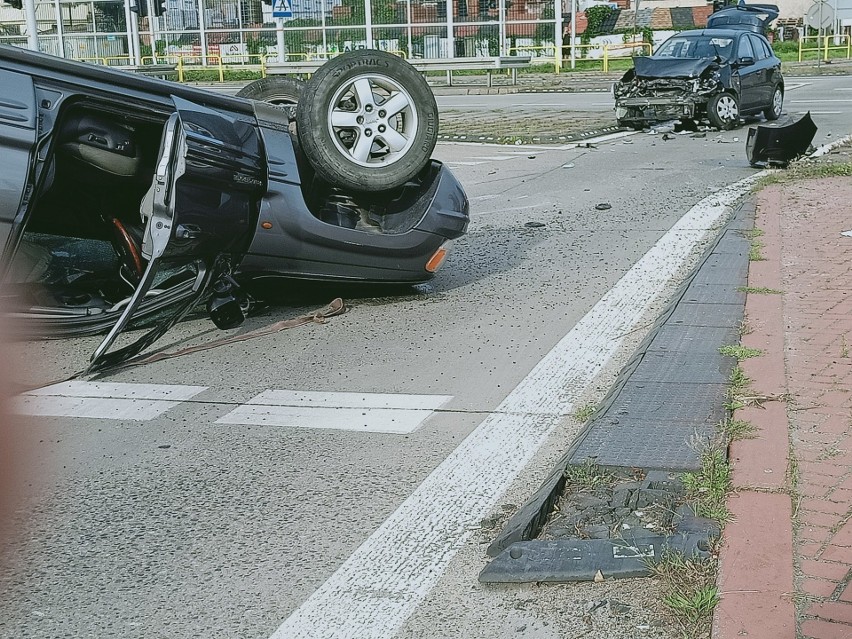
[[737, 56, 756, 67]]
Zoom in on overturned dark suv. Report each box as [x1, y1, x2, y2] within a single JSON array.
[[613, 4, 783, 130], [0, 46, 469, 372]]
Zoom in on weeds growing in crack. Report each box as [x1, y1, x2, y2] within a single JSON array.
[[738, 286, 783, 295], [719, 418, 758, 442], [563, 459, 615, 491], [572, 403, 597, 423], [682, 445, 732, 524], [647, 550, 719, 639], [720, 344, 764, 360], [742, 228, 766, 261], [726, 365, 752, 410]]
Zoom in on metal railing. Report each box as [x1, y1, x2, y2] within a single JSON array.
[[508, 45, 559, 72], [798, 34, 852, 62]]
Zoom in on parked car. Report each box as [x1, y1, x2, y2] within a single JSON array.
[[0, 46, 469, 372], [613, 4, 783, 130]]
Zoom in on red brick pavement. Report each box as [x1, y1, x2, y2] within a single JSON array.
[[714, 178, 852, 639]]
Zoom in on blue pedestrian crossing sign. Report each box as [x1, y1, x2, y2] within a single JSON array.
[[272, 0, 292, 17]]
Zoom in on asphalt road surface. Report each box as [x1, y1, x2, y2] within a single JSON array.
[[2, 76, 850, 639]]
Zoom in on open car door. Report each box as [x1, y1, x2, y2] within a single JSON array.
[[87, 96, 265, 373], [0, 69, 37, 267]]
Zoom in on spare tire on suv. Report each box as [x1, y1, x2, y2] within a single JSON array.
[[295, 50, 439, 193]]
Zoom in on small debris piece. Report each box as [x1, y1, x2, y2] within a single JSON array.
[[577, 142, 597, 149], [610, 600, 631, 615], [595, 203, 612, 211], [662, 133, 674, 141], [586, 600, 607, 613], [562, 163, 575, 168], [525, 221, 546, 228], [690, 132, 707, 138], [527, 155, 536, 159], [594, 570, 605, 583], [842, 230, 852, 237]]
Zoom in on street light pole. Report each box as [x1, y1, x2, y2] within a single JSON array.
[[570, 0, 576, 68], [24, 0, 39, 51]]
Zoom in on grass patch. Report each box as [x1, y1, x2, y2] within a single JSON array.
[[648, 551, 719, 639], [719, 345, 763, 360], [755, 161, 852, 189], [573, 403, 597, 423], [719, 418, 758, 442], [738, 286, 783, 295], [683, 447, 731, 523], [563, 459, 614, 490]]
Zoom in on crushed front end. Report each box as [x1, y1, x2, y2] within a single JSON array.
[[613, 59, 728, 128]]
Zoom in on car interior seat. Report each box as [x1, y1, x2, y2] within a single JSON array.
[[58, 113, 141, 177]]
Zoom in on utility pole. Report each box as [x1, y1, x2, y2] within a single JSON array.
[[24, 0, 39, 51]]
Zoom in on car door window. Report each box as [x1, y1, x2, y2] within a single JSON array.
[[738, 36, 755, 61], [750, 35, 769, 60]]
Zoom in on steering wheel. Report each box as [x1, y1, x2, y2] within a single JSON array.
[[110, 217, 145, 286]]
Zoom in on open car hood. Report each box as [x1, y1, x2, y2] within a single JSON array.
[[631, 57, 718, 79]]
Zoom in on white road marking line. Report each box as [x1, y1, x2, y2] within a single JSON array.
[[786, 82, 809, 91], [269, 172, 768, 639], [15, 381, 207, 421], [797, 111, 842, 114], [217, 390, 452, 435], [789, 99, 852, 103]]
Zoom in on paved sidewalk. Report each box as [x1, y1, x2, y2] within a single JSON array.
[[714, 174, 852, 639]]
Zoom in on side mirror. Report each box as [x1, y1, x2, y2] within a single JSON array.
[[737, 56, 756, 67]]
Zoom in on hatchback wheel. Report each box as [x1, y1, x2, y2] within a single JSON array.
[[764, 86, 783, 121], [707, 93, 740, 130]]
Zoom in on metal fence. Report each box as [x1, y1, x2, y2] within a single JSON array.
[[0, 0, 564, 65]]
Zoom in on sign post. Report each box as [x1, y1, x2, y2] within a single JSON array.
[[806, 0, 833, 67], [273, 0, 292, 63]]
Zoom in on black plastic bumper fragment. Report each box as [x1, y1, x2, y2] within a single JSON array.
[[746, 111, 818, 167]]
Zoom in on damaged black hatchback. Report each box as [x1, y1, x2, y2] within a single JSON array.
[[613, 4, 783, 130]]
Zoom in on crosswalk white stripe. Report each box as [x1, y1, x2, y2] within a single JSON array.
[[217, 391, 452, 434], [15, 381, 207, 421]]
